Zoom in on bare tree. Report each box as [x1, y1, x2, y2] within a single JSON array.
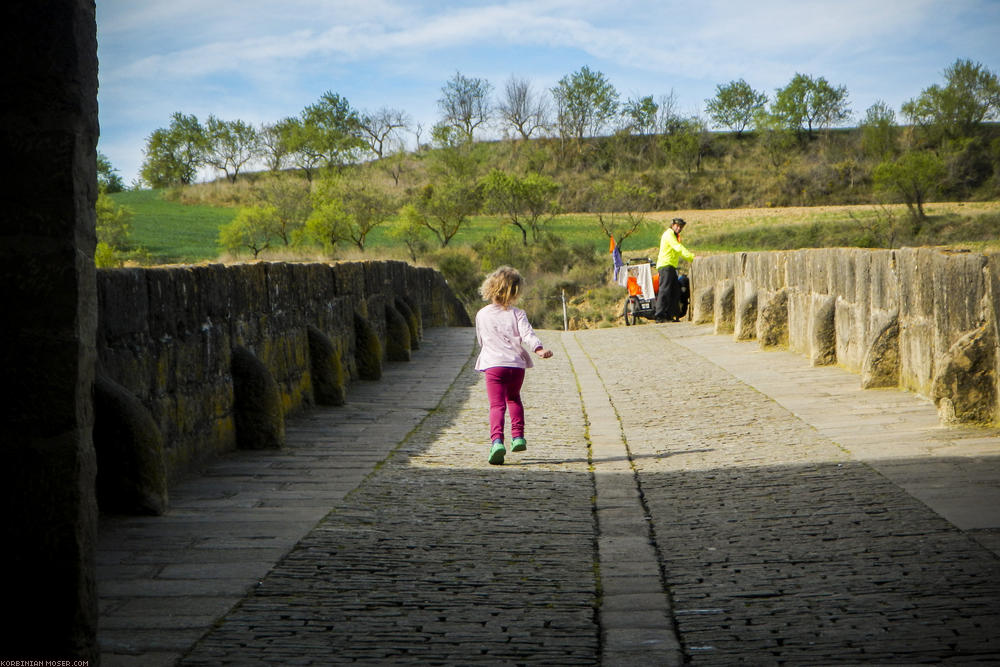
[[497, 76, 549, 139], [359, 107, 410, 158], [438, 71, 493, 142], [654, 90, 683, 135]]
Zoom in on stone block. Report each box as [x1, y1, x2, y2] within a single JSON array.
[[735, 291, 758, 341], [693, 286, 714, 324], [385, 302, 412, 362], [758, 288, 789, 349], [307, 325, 345, 406], [231, 346, 284, 450], [861, 313, 900, 389], [93, 375, 168, 515], [810, 294, 837, 366], [932, 324, 997, 424], [714, 280, 735, 335], [354, 312, 383, 381]]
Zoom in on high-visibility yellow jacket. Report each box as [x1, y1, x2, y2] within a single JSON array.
[[656, 227, 694, 269]]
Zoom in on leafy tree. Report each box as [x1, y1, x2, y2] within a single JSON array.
[[705, 79, 767, 136], [663, 117, 711, 173], [304, 195, 351, 254], [218, 205, 280, 258], [481, 169, 561, 244], [410, 178, 481, 248], [312, 175, 400, 252], [873, 150, 946, 223], [94, 190, 135, 267], [902, 58, 1000, 142], [497, 76, 549, 139], [359, 107, 410, 158], [204, 115, 260, 183], [588, 179, 654, 250], [389, 205, 431, 261], [140, 112, 206, 187], [771, 73, 850, 137], [551, 66, 620, 141], [622, 96, 659, 135], [753, 110, 798, 168], [258, 120, 294, 173], [97, 152, 125, 193], [300, 91, 367, 171], [438, 71, 493, 142], [282, 116, 326, 181], [251, 176, 311, 245], [860, 100, 898, 159]]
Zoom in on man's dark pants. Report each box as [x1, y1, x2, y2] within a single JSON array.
[[655, 265, 679, 321]]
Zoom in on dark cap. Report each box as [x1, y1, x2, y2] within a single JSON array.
[[671, 218, 687, 228]]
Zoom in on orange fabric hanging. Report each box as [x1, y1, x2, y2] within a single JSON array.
[[627, 276, 641, 296], [652, 273, 660, 295], [609, 236, 616, 253]]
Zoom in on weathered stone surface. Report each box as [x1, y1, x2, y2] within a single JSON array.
[[2, 1, 100, 660], [714, 281, 735, 335], [810, 294, 837, 366], [96, 261, 467, 482], [693, 286, 714, 324], [691, 247, 999, 426], [395, 296, 420, 349], [307, 325, 345, 406], [933, 324, 998, 424], [94, 375, 168, 515], [861, 313, 900, 389], [354, 312, 383, 380], [758, 288, 789, 348], [735, 291, 758, 341], [231, 347, 285, 450], [385, 302, 412, 362]]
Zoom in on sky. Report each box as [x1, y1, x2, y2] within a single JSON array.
[[96, 0, 1000, 185]]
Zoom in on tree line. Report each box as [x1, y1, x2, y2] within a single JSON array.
[[91, 58, 999, 266]]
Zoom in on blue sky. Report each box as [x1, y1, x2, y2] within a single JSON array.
[[97, 0, 1000, 184]]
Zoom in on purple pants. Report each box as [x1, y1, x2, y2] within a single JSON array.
[[484, 367, 525, 443]]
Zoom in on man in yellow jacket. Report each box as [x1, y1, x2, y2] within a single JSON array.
[[654, 218, 694, 322]]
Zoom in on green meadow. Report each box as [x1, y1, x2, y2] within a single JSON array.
[[113, 189, 1000, 266]]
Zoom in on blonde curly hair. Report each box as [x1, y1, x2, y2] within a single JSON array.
[[480, 266, 523, 307]]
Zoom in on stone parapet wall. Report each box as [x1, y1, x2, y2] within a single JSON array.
[[96, 260, 470, 491], [692, 248, 999, 426]]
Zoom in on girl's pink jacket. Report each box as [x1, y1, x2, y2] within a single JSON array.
[[474, 304, 544, 371]]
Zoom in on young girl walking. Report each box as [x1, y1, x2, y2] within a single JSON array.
[[475, 266, 552, 465]]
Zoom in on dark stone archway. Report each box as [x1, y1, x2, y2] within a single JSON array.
[[1, 1, 100, 661]]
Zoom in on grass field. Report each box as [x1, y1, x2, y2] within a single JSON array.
[[112, 189, 237, 264], [112, 190, 1000, 265]]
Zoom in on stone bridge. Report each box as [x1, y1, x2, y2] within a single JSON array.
[[95, 321, 1000, 665], [7, 5, 1000, 662]]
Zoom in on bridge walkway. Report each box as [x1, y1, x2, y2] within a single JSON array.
[[97, 323, 1000, 665]]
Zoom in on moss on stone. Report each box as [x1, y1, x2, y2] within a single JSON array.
[[354, 313, 383, 380], [385, 303, 412, 362], [231, 346, 285, 449], [93, 375, 168, 515], [758, 289, 789, 349], [932, 324, 997, 424], [395, 297, 420, 350], [735, 292, 758, 341], [861, 314, 900, 389], [307, 325, 345, 406]]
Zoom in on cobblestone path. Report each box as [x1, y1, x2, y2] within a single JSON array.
[[172, 324, 1000, 665], [181, 333, 600, 665], [576, 326, 1000, 664]]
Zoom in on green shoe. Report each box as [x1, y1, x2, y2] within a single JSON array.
[[488, 440, 506, 465], [511, 437, 527, 452]]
